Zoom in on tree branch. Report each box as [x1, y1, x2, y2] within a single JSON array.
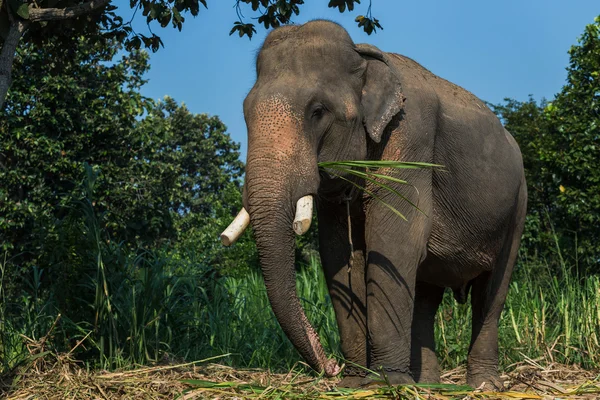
[[28, 0, 111, 22]]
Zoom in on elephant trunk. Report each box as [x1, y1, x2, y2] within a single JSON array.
[[245, 165, 339, 377]]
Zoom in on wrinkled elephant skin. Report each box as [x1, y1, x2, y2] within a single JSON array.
[[240, 20, 527, 389]]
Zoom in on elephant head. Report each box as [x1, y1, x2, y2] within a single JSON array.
[[221, 20, 404, 376]]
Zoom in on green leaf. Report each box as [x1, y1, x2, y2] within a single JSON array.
[[181, 379, 220, 387], [17, 2, 29, 19], [410, 383, 474, 391], [181, 379, 266, 392], [8, 0, 29, 19]]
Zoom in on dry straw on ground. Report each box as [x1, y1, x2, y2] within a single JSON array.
[[1, 352, 599, 400]]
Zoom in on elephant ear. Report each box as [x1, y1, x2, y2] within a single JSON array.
[[355, 43, 405, 143]]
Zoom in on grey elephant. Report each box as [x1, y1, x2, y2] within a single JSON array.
[[221, 20, 527, 389]]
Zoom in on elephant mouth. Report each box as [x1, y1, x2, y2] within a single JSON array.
[[317, 169, 362, 204], [319, 168, 336, 181]]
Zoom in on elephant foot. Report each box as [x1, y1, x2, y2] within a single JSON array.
[[467, 371, 504, 391], [337, 375, 364, 388], [411, 368, 440, 384], [337, 365, 367, 388], [360, 370, 415, 388]]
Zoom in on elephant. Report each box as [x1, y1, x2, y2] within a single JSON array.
[[222, 20, 527, 389]]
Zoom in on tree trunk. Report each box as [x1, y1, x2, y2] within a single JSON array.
[[0, 0, 111, 110], [0, 19, 26, 110]]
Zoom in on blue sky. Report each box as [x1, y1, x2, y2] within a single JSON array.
[[117, 1, 599, 159]]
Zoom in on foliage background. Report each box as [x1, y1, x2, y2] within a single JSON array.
[[0, 12, 599, 379], [491, 16, 600, 274]]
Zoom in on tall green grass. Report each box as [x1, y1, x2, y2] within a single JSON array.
[[0, 251, 339, 373], [1, 167, 599, 374], [434, 248, 600, 370], [3, 241, 599, 375]]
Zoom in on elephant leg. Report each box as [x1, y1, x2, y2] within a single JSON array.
[[318, 200, 368, 388], [362, 207, 430, 386], [467, 272, 508, 390], [411, 281, 444, 383], [467, 192, 526, 390]]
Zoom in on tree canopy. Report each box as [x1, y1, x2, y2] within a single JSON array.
[[0, 0, 381, 109], [492, 16, 600, 272], [0, 32, 245, 271]]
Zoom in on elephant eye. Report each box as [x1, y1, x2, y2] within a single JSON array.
[[311, 104, 327, 119]]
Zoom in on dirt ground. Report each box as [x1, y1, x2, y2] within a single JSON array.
[[1, 354, 599, 399]]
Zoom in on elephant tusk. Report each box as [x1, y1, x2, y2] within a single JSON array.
[[293, 195, 313, 235], [220, 208, 250, 246]]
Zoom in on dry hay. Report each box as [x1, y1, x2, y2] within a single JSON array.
[[1, 353, 599, 400]]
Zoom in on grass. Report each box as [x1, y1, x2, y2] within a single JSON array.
[[318, 160, 442, 220], [2, 355, 599, 398], [2, 231, 600, 399], [1, 162, 599, 397], [2, 244, 600, 374]]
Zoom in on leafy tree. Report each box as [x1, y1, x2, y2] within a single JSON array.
[[1, 33, 147, 261], [0, 0, 381, 109], [0, 34, 257, 365], [0, 32, 243, 270], [493, 16, 600, 272], [99, 97, 244, 247], [230, 0, 381, 38], [491, 98, 555, 266], [133, 97, 258, 276]]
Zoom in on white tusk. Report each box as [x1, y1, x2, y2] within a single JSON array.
[[220, 208, 250, 246], [293, 195, 313, 235]]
